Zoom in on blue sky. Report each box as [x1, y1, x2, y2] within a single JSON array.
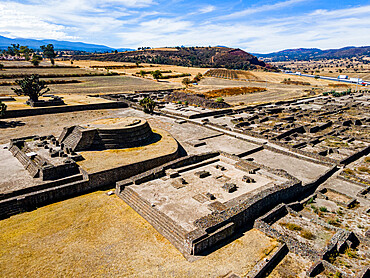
[[0, 0, 369, 53]]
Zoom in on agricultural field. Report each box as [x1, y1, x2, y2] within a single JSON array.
[[0, 60, 360, 108], [272, 57, 370, 80], [58, 60, 209, 84]]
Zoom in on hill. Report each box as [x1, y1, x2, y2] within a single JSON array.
[[0, 35, 133, 52], [72, 47, 271, 70], [256, 46, 370, 61]]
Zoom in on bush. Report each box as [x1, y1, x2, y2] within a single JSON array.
[[319, 206, 328, 212], [0, 100, 6, 117], [215, 97, 224, 103], [139, 97, 156, 113]]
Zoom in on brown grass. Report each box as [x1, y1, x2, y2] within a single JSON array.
[[0, 191, 278, 277], [329, 84, 351, 88], [200, 86, 266, 98]]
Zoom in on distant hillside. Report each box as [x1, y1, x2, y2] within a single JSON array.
[[0, 35, 133, 52], [73, 47, 272, 70], [256, 46, 370, 61]]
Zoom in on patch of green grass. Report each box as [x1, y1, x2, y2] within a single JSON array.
[[280, 222, 302, 231], [311, 205, 319, 214], [327, 218, 342, 227], [301, 230, 315, 240], [319, 206, 328, 212]]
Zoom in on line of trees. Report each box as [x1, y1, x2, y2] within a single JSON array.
[[1, 43, 56, 66]]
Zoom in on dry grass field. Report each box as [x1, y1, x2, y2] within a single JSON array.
[[0, 59, 359, 108], [272, 57, 370, 80], [0, 190, 278, 278]]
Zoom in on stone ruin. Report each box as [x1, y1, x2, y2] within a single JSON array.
[[59, 117, 154, 151], [9, 117, 156, 181]]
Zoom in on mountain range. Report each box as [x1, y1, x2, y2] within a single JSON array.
[[254, 46, 370, 61], [0, 35, 133, 52]]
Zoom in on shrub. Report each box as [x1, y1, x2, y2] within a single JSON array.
[[215, 97, 224, 103], [30, 55, 42, 67], [184, 101, 188, 106], [333, 271, 342, 278], [307, 197, 314, 204], [139, 97, 156, 114], [319, 206, 328, 212], [0, 100, 6, 117]]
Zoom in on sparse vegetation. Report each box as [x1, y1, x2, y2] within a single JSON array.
[[344, 247, 358, 259], [280, 222, 302, 231], [301, 230, 315, 240]]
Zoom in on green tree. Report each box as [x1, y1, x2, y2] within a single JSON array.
[[193, 72, 203, 83], [182, 77, 191, 87], [12, 74, 50, 102], [151, 70, 163, 81], [0, 101, 6, 118], [40, 44, 56, 65], [20, 46, 32, 61], [139, 70, 147, 78], [139, 97, 156, 113], [31, 55, 42, 66]]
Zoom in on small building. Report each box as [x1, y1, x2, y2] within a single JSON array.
[[338, 75, 348, 79]]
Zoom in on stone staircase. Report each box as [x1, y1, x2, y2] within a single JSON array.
[[62, 127, 83, 150], [119, 187, 190, 254]]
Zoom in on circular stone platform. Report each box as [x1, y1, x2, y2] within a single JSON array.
[[81, 117, 154, 149]]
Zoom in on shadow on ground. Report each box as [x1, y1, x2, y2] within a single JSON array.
[[0, 120, 25, 129]]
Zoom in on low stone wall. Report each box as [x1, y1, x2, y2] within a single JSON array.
[[340, 145, 370, 166], [0, 138, 180, 219], [4, 101, 128, 119], [89, 144, 180, 189], [246, 243, 288, 278]]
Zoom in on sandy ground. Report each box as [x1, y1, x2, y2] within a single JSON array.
[[0, 190, 278, 278]]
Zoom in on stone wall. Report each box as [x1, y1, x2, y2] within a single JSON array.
[[4, 101, 128, 119]]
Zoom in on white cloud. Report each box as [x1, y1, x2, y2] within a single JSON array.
[[0, 1, 369, 53], [199, 5, 216, 14], [0, 3, 76, 40], [218, 0, 307, 20]]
